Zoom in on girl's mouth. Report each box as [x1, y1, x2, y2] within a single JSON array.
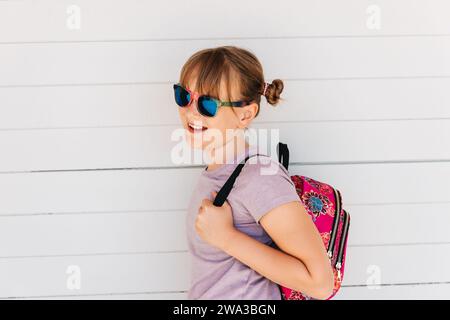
[[187, 122, 208, 134]]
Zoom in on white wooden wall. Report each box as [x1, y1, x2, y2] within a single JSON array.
[[1, 0, 449, 299]]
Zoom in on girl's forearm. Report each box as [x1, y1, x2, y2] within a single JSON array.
[[222, 228, 332, 299]]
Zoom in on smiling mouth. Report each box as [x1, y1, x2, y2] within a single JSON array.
[[187, 122, 208, 133]]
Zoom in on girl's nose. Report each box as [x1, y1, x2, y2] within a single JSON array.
[[186, 99, 202, 117]]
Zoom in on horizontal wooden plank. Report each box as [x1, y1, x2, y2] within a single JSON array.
[[1, 244, 449, 298], [346, 203, 450, 246], [335, 283, 450, 300], [259, 78, 450, 123], [344, 244, 450, 286], [0, 252, 190, 297], [0, 83, 175, 128], [1, 162, 449, 216], [10, 283, 450, 299], [1, 37, 449, 86], [0, 168, 198, 215], [0, 0, 449, 42], [10, 283, 450, 300], [1, 203, 449, 257], [0, 211, 186, 257], [0, 119, 448, 171], [2, 78, 450, 129], [14, 291, 188, 300]]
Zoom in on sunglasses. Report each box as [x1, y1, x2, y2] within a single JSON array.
[[173, 83, 253, 117]]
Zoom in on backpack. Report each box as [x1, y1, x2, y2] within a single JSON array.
[[213, 142, 351, 300]]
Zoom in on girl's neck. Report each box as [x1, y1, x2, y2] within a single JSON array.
[[206, 140, 250, 172]]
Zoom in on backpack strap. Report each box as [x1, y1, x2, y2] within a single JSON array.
[[212, 153, 262, 207], [277, 142, 289, 171]]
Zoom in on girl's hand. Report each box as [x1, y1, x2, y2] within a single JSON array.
[[195, 191, 237, 250]]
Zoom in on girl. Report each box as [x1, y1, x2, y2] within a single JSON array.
[[174, 46, 334, 300]]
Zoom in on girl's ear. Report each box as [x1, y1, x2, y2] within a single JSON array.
[[239, 111, 251, 125], [236, 103, 258, 129], [240, 103, 259, 122]]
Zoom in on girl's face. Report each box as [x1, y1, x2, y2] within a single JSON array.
[[178, 77, 258, 152]]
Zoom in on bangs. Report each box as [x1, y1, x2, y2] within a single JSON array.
[[179, 48, 236, 102]]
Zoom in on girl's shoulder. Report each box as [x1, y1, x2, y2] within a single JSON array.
[[233, 153, 300, 224], [239, 153, 291, 181]]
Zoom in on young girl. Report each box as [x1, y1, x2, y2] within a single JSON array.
[[174, 46, 334, 300]]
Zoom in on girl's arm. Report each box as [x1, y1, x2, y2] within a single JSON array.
[[222, 200, 335, 300]]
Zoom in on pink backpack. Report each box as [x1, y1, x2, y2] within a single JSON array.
[[213, 142, 350, 300], [276, 142, 350, 300]]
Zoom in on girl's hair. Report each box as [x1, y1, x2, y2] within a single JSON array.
[[179, 46, 284, 118]]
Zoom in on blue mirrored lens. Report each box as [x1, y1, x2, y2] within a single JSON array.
[[174, 85, 190, 107], [198, 96, 218, 117]]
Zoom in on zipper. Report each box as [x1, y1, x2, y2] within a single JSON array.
[[335, 209, 350, 282], [327, 188, 342, 259]]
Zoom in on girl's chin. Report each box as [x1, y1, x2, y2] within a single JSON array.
[[186, 133, 210, 150]]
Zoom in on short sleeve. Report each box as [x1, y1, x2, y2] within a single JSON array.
[[235, 155, 301, 224]]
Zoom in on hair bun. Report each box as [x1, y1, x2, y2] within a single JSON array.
[[264, 79, 284, 105]]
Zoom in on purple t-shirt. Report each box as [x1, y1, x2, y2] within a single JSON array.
[[185, 145, 301, 299]]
